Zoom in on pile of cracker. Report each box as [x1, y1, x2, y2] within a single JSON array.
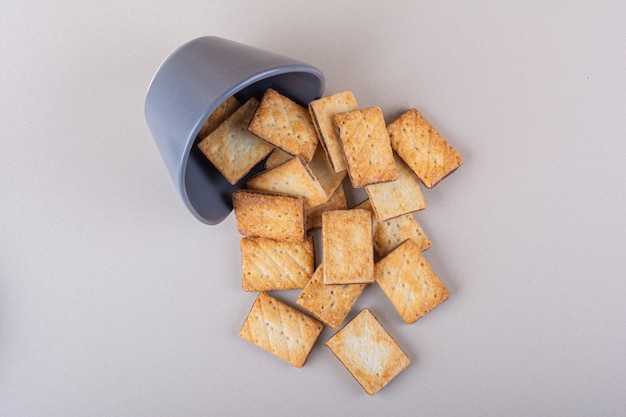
[[197, 88, 463, 395]]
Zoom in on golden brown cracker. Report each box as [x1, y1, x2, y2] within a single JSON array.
[[374, 214, 431, 257], [246, 157, 328, 209], [356, 199, 431, 257], [387, 108, 463, 188], [305, 183, 348, 231], [325, 308, 411, 395], [308, 91, 358, 172], [307, 144, 347, 198], [197, 95, 241, 139], [232, 189, 305, 242], [374, 239, 450, 324], [322, 209, 374, 284], [197, 97, 273, 184], [265, 148, 293, 169], [364, 152, 426, 222], [296, 263, 367, 329], [239, 292, 324, 368], [248, 88, 318, 162], [240, 236, 315, 292], [334, 107, 397, 188]]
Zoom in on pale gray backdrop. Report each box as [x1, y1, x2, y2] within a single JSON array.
[[1, 1, 625, 416]]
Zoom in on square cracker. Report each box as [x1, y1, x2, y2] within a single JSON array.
[[296, 263, 367, 329], [387, 108, 463, 188], [248, 88, 319, 162], [306, 183, 348, 231], [322, 209, 374, 284], [197, 97, 274, 185], [246, 157, 328, 209], [325, 308, 411, 395], [364, 152, 426, 222], [356, 199, 431, 257], [240, 236, 315, 292], [374, 239, 450, 324], [197, 95, 241, 139], [232, 189, 305, 242], [239, 292, 324, 368], [308, 91, 358, 172], [335, 107, 397, 188]]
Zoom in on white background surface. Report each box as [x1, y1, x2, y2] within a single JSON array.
[[2, 1, 625, 416]]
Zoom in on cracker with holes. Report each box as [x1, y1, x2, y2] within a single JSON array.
[[240, 236, 314, 292], [197, 95, 241, 139], [239, 292, 324, 368], [356, 199, 431, 257], [365, 152, 426, 222], [322, 209, 374, 284], [306, 183, 348, 231], [197, 97, 274, 185], [232, 189, 305, 243], [374, 239, 449, 324], [248, 88, 319, 162], [308, 90, 359, 172], [335, 107, 397, 188], [326, 308, 411, 395], [296, 263, 366, 329], [387, 108, 463, 188], [246, 157, 328, 209]]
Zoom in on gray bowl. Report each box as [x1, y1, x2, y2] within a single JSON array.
[[144, 36, 325, 224]]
